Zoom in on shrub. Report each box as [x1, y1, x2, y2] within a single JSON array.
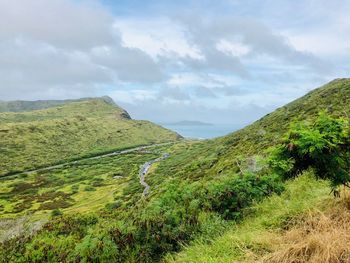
[[51, 209, 63, 217], [84, 185, 96, 192], [205, 173, 284, 219], [268, 112, 350, 194], [91, 178, 104, 187], [105, 201, 121, 210], [71, 184, 79, 194]]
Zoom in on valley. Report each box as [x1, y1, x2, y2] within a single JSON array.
[[0, 143, 173, 217], [0, 79, 350, 262]]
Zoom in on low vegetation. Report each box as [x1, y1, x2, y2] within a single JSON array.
[[0, 151, 163, 219], [166, 173, 332, 262]]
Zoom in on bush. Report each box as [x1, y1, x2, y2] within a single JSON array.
[[71, 184, 79, 194], [205, 173, 284, 219], [51, 209, 63, 217], [91, 178, 104, 187], [105, 201, 121, 210], [84, 185, 96, 192], [268, 112, 350, 194]]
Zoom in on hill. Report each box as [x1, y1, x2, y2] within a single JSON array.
[[0, 97, 181, 176], [172, 78, 350, 179], [1, 79, 350, 262], [163, 78, 350, 262]]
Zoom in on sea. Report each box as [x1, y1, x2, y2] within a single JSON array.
[[159, 123, 245, 139]]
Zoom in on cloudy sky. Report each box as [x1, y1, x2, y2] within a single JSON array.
[[0, 0, 349, 124]]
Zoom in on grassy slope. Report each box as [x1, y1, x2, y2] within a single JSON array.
[[166, 173, 332, 262], [214, 78, 350, 170], [168, 78, 350, 179], [162, 79, 350, 262], [0, 98, 180, 176], [143, 78, 350, 197]]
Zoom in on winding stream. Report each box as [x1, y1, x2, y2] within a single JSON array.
[[139, 153, 170, 196]]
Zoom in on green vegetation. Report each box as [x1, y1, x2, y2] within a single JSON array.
[[269, 112, 350, 193], [166, 173, 332, 263], [0, 140, 284, 261], [1, 79, 350, 262], [0, 97, 180, 176], [0, 150, 164, 219]]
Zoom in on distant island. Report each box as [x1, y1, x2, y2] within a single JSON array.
[[163, 120, 214, 126]]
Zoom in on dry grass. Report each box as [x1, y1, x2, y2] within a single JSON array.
[[262, 194, 350, 263]]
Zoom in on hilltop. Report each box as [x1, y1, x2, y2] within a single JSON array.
[[0, 97, 181, 176], [0, 96, 122, 113]]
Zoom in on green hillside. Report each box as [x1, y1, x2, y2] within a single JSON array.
[[167, 78, 350, 180], [0, 97, 181, 176], [162, 78, 350, 262], [1, 79, 349, 262]]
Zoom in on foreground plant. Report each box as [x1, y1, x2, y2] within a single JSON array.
[[269, 112, 350, 195]]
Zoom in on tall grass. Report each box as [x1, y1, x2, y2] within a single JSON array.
[[263, 194, 350, 263], [166, 172, 331, 263]]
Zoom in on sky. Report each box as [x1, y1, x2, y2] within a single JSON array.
[[0, 0, 349, 124]]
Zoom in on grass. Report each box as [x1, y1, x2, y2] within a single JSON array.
[[0, 98, 180, 176], [166, 173, 332, 262], [199, 78, 350, 178], [0, 151, 163, 219], [263, 196, 350, 262], [0, 143, 177, 243]]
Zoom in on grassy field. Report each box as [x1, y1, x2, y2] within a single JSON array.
[[0, 144, 173, 240], [0, 152, 152, 218]]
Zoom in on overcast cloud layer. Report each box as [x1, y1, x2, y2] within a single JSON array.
[[0, 0, 349, 124]]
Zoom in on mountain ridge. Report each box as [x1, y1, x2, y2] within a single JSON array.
[[0, 96, 130, 116]]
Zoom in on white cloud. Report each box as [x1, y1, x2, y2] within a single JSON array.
[[114, 18, 203, 60], [110, 89, 158, 104], [0, 0, 115, 49], [0, 0, 165, 100], [216, 39, 251, 57], [166, 73, 232, 90], [0, 0, 347, 125]]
